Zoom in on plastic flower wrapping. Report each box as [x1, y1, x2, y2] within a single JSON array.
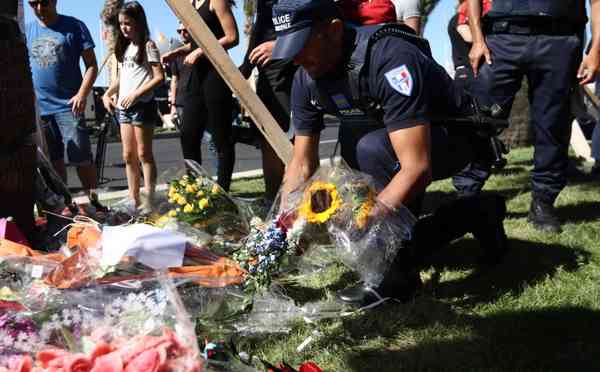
[[0, 159, 417, 368], [155, 160, 251, 247], [268, 162, 417, 287], [0, 274, 203, 372]]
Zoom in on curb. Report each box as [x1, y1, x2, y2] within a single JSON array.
[[74, 157, 341, 205]]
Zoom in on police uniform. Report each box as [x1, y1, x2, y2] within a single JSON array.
[[271, 0, 508, 306], [455, 0, 586, 232], [291, 24, 483, 211]]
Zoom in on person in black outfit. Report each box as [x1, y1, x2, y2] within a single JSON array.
[[240, 0, 298, 203], [162, 0, 239, 191], [461, 0, 600, 233], [169, 23, 193, 127], [448, 5, 474, 93]]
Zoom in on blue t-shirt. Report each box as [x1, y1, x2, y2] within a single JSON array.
[[291, 31, 460, 136], [26, 15, 95, 115]]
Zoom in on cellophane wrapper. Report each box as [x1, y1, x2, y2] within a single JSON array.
[[154, 160, 250, 250], [0, 273, 203, 372], [272, 162, 416, 287]]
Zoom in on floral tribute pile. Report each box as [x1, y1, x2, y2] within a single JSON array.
[[0, 161, 416, 370], [0, 276, 202, 372]]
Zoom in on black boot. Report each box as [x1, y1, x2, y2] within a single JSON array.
[[528, 198, 561, 233], [336, 248, 422, 307]]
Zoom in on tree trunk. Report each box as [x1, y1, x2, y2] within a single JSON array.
[[0, 5, 36, 238]]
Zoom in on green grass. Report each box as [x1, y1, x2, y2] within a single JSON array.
[[227, 147, 600, 372]]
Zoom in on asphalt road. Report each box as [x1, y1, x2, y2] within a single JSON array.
[[67, 119, 340, 192]]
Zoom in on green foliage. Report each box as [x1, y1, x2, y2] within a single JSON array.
[[229, 149, 600, 371]]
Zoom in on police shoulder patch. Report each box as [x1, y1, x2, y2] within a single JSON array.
[[384, 65, 413, 96]]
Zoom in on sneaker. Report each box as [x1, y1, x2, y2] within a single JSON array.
[[527, 198, 562, 233]]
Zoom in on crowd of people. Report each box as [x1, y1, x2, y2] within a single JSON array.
[[2, 0, 600, 306]]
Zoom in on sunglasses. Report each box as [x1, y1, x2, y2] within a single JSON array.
[[177, 29, 187, 34], [28, 0, 50, 8]]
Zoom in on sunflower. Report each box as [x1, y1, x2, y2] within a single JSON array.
[[299, 181, 342, 224], [355, 190, 375, 229]]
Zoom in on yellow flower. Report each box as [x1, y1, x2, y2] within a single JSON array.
[[183, 204, 194, 213], [196, 190, 205, 198], [176, 208, 181, 212], [211, 184, 220, 194], [179, 180, 187, 186], [168, 210, 177, 217], [185, 184, 198, 193], [298, 181, 342, 224], [199, 198, 209, 209], [355, 190, 375, 229], [177, 196, 187, 206]]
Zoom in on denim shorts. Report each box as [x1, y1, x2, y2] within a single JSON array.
[[40, 111, 93, 166], [117, 100, 157, 126]]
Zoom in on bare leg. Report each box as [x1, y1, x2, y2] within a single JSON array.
[[135, 124, 156, 198], [120, 123, 141, 206]]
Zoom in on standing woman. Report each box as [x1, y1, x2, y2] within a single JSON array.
[[103, 1, 164, 212], [162, 0, 239, 191]]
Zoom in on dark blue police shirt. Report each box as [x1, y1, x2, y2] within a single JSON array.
[[291, 29, 460, 136]]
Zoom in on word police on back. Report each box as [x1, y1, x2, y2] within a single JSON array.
[[273, 14, 291, 31]]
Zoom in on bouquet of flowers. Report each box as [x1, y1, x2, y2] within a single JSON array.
[[0, 275, 203, 372], [158, 161, 249, 244], [274, 163, 416, 288]]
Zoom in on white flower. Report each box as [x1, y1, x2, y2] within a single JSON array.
[[0, 330, 13, 348], [71, 309, 82, 324]]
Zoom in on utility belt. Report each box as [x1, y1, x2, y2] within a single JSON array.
[[483, 17, 582, 36]]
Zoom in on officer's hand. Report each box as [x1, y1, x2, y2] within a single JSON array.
[[577, 51, 600, 85], [469, 41, 492, 77], [249, 41, 275, 67]]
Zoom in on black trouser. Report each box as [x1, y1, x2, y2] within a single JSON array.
[[454, 65, 475, 95], [454, 32, 582, 203], [181, 69, 235, 191], [256, 59, 296, 133], [348, 125, 484, 215], [343, 124, 505, 282]]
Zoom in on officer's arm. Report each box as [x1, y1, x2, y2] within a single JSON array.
[[377, 125, 432, 209], [578, 0, 600, 84], [281, 134, 320, 204], [467, 0, 492, 74]]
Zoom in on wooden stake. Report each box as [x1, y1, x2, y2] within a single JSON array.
[[164, 0, 293, 164]]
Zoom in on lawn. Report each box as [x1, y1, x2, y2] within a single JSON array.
[[227, 147, 600, 372]]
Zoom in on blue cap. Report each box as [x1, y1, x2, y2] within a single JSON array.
[[271, 0, 341, 60]]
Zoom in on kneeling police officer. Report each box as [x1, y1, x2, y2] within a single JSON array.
[[273, 0, 508, 306]]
